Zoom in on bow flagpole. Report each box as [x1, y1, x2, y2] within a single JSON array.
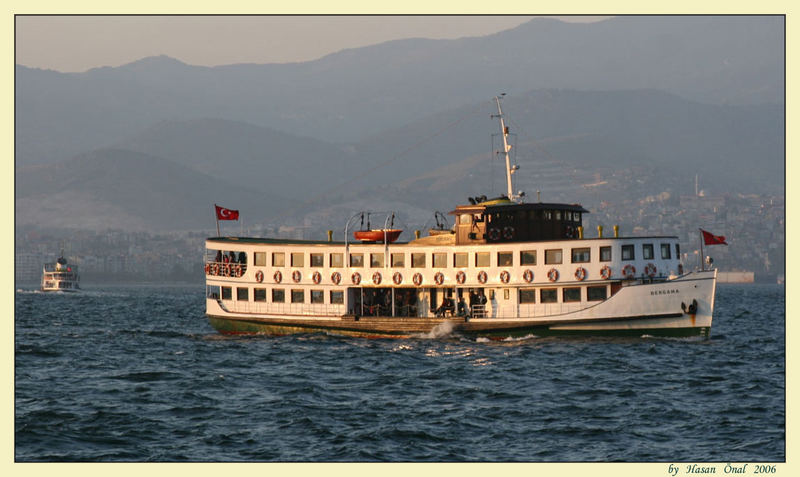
[[215, 204, 220, 237]]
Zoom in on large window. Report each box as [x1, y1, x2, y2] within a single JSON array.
[[545, 249, 563, 265], [371, 253, 384, 268], [520, 250, 536, 266], [433, 252, 447, 268], [454, 253, 468, 268], [571, 248, 590, 263], [272, 289, 285, 303], [330, 290, 344, 304], [540, 288, 558, 303], [519, 289, 536, 304], [254, 288, 267, 302], [272, 252, 285, 267], [600, 246, 612, 262], [497, 251, 513, 267], [621, 245, 635, 261], [330, 253, 343, 268], [412, 253, 426, 268], [291, 252, 304, 267], [563, 287, 581, 303], [311, 290, 324, 304], [587, 286, 607, 301], [254, 252, 266, 267], [642, 244, 654, 260], [310, 253, 324, 267], [391, 253, 405, 267], [350, 253, 364, 267], [475, 252, 490, 267], [291, 289, 305, 303], [221, 286, 232, 300], [237, 287, 249, 301], [661, 243, 672, 259]]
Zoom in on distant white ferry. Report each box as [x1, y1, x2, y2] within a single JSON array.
[[204, 97, 717, 339], [41, 249, 80, 292]]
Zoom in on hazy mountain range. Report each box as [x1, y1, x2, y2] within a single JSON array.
[[15, 16, 784, 232]]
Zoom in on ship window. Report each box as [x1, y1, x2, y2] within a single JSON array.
[[411, 253, 426, 268], [272, 289, 285, 303], [459, 214, 472, 225], [350, 253, 364, 267], [254, 252, 266, 267], [519, 289, 536, 304], [661, 244, 672, 259], [291, 252, 304, 267], [311, 290, 324, 304], [254, 288, 267, 302], [621, 245, 635, 261], [540, 288, 557, 303], [475, 252, 490, 267], [587, 286, 607, 301], [554, 211, 562, 220], [221, 286, 232, 300], [291, 289, 304, 303], [330, 253, 343, 268], [642, 244, 654, 260], [545, 249, 563, 265], [574, 212, 581, 222], [571, 248, 590, 263], [563, 287, 581, 302], [497, 251, 513, 267], [371, 253, 384, 268], [311, 253, 324, 267], [330, 290, 344, 304], [454, 253, 468, 268], [544, 210, 552, 220], [675, 243, 680, 257], [433, 253, 447, 268], [391, 253, 405, 267], [206, 285, 220, 299], [520, 250, 537, 265], [237, 287, 249, 301], [600, 246, 612, 262], [565, 211, 573, 221], [272, 252, 285, 267]]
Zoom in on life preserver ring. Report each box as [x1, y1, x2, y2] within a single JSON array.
[[523, 269, 534, 283], [500, 270, 510, 284], [645, 263, 657, 278], [372, 272, 382, 285], [393, 272, 403, 285], [477, 271, 488, 284], [292, 270, 302, 283], [622, 264, 636, 279], [331, 271, 342, 285], [351, 272, 361, 285], [600, 265, 611, 280], [434, 272, 444, 285], [413, 273, 423, 286], [224, 264, 231, 277], [234, 264, 242, 277], [205, 263, 210, 274], [502, 226, 515, 240], [273, 271, 282, 283], [212, 263, 220, 276], [547, 268, 559, 282], [565, 225, 575, 238], [575, 267, 587, 281], [255, 270, 264, 283], [678, 264, 684, 275], [487, 228, 500, 241], [312, 271, 322, 284], [456, 271, 466, 284]]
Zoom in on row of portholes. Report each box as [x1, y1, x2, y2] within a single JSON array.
[[253, 264, 660, 285]]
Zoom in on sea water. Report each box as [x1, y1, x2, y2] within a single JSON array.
[[14, 284, 784, 462]]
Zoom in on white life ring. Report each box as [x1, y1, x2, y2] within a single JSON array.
[[623, 264, 636, 279], [488, 228, 500, 241], [456, 271, 466, 284], [372, 272, 382, 285], [434, 272, 444, 285], [312, 271, 322, 284], [255, 270, 264, 283], [547, 268, 559, 282], [413, 273, 423, 286], [477, 271, 487, 284], [393, 272, 403, 285], [523, 269, 534, 283], [645, 263, 657, 277], [331, 271, 342, 285], [500, 270, 510, 284], [575, 267, 587, 281], [273, 271, 282, 283], [600, 265, 611, 280], [352, 272, 361, 285], [502, 226, 515, 240], [292, 270, 302, 283]]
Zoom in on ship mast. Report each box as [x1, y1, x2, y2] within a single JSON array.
[[493, 94, 520, 202]]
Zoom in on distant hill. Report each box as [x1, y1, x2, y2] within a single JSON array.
[[15, 149, 287, 231], [15, 16, 783, 167]]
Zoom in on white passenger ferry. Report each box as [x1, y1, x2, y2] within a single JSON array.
[[41, 249, 80, 292], [204, 97, 717, 339]]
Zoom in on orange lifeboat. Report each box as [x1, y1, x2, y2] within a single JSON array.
[[353, 229, 403, 243]]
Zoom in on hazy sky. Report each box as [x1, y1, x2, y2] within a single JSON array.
[[15, 15, 609, 72]]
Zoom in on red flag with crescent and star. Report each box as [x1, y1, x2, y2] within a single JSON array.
[[700, 229, 727, 245], [215, 205, 239, 221]]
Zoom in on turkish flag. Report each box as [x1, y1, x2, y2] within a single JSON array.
[[701, 229, 727, 245], [215, 205, 239, 221]]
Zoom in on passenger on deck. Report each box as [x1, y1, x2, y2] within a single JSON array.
[[435, 297, 454, 317], [457, 297, 468, 317], [215, 251, 222, 264], [229, 251, 237, 263], [238, 252, 246, 263]]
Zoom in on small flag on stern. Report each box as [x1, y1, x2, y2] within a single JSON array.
[[215, 205, 239, 221], [700, 229, 727, 245]]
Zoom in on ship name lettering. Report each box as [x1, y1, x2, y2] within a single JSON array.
[[651, 289, 680, 296]]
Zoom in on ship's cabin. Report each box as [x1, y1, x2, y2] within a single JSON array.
[[450, 199, 589, 245]]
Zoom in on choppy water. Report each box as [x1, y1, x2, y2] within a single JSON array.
[[15, 284, 784, 462]]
